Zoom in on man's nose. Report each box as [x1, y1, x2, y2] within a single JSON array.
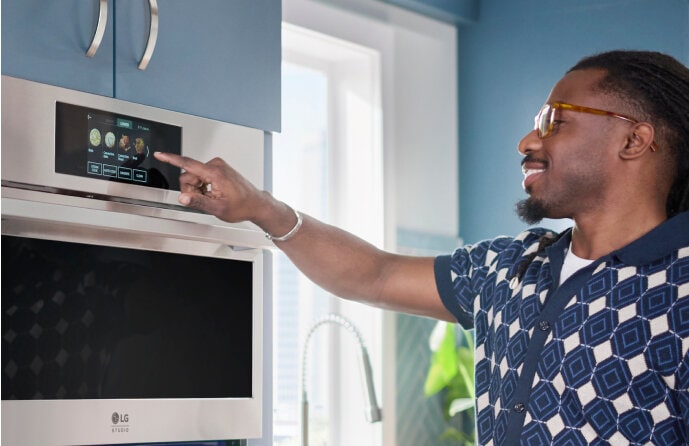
[[518, 129, 543, 156]]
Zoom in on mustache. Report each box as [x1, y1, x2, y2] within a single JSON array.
[[521, 154, 549, 168]]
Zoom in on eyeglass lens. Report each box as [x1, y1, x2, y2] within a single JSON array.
[[535, 104, 552, 138]]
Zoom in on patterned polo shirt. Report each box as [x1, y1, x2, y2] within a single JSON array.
[[434, 211, 689, 445]]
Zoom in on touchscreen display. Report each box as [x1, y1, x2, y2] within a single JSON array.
[[55, 102, 182, 190]]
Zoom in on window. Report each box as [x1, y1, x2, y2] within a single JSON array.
[[274, 1, 458, 445], [272, 23, 384, 446]]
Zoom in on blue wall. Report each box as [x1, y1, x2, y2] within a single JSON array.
[[456, 0, 689, 243], [379, 0, 478, 23]]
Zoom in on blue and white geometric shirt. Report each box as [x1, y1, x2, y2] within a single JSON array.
[[434, 210, 689, 445]]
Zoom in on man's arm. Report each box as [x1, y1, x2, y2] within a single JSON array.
[[154, 152, 455, 321]]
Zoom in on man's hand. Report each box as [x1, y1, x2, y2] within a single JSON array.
[[154, 152, 268, 224]]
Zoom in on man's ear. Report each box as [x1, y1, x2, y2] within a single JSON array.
[[620, 122, 656, 159]]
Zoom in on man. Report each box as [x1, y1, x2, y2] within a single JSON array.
[[155, 50, 689, 445]]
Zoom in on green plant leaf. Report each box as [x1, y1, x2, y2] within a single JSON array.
[[424, 322, 458, 396], [448, 398, 475, 416], [456, 346, 475, 399], [424, 325, 477, 445]]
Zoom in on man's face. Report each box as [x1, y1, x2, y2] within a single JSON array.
[[516, 68, 631, 224]]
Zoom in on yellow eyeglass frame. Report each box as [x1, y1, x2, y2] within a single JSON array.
[[534, 101, 658, 152]]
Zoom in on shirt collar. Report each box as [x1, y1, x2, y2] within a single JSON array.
[[543, 210, 689, 270], [544, 228, 573, 283], [613, 210, 689, 265]]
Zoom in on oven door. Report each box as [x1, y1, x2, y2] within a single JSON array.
[[1, 187, 264, 445]]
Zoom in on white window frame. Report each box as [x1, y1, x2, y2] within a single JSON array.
[[275, 21, 385, 446], [281, 1, 458, 445]]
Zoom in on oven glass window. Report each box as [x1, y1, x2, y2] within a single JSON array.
[[1, 235, 252, 400]]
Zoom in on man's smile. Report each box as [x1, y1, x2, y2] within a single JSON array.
[[521, 156, 548, 191]]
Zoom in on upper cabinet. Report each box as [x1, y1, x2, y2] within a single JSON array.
[[1, 0, 280, 131], [2, 1, 115, 97]]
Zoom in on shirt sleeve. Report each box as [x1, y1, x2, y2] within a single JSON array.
[[434, 237, 514, 329], [435, 230, 557, 330], [434, 254, 473, 328], [434, 241, 493, 329]]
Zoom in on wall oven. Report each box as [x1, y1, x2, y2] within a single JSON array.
[[2, 76, 269, 445]]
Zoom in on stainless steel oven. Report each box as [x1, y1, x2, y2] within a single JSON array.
[[2, 75, 269, 445]]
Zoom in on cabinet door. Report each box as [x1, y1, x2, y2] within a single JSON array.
[[1, 0, 114, 97], [115, 0, 281, 131]]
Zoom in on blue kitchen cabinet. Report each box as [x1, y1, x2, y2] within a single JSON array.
[[1, 1, 115, 97], [1, 0, 280, 131]]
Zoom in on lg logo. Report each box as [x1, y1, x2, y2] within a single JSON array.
[[111, 412, 130, 427], [111, 411, 131, 433]]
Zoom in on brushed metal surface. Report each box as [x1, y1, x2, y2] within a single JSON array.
[[138, 0, 159, 70], [86, 0, 108, 58], [1, 75, 265, 232]]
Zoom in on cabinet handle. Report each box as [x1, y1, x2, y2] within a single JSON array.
[[138, 0, 159, 70], [86, 0, 108, 58]]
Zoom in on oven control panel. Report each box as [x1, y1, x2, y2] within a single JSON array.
[[56, 102, 182, 191], [1, 75, 265, 230]]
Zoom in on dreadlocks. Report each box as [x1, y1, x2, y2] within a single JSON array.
[[569, 50, 689, 217]]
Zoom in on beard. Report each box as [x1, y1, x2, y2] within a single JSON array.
[[515, 197, 549, 225]]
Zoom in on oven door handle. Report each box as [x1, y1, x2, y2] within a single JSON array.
[[137, 0, 159, 70], [86, 0, 108, 58]]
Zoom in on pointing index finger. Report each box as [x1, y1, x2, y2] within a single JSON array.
[[154, 152, 210, 177]]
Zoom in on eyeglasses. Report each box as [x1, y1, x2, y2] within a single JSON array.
[[534, 101, 657, 152]]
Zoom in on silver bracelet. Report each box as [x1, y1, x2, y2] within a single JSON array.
[[265, 208, 303, 242]]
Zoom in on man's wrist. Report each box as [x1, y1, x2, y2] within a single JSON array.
[[265, 207, 303, 242], [253, 195, 303, 242]]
